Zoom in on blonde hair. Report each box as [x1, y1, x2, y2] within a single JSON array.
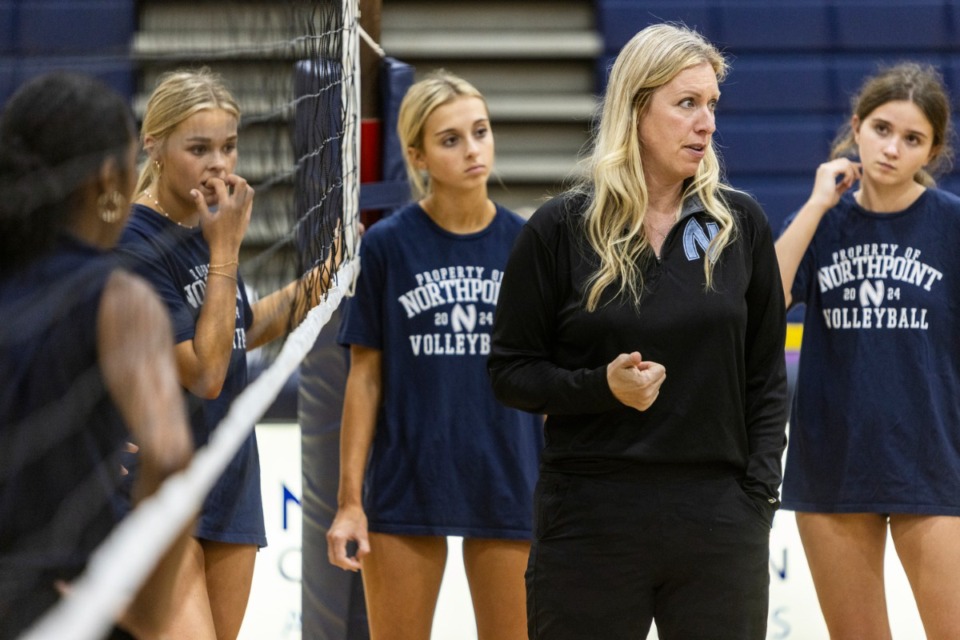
[[397, 70, 487, 198], [831, 62, 954, 187], [579, 23, 736, 311], [135, 67, 241, 195]]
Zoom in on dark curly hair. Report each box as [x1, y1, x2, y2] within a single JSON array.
[[0, 72, 135, 272]]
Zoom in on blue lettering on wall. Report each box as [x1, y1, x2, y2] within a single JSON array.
[[770, 547, 788, 580], [283, 484, 302, 531], [770, 606, 791, 639], [278, 547, 302, 582]]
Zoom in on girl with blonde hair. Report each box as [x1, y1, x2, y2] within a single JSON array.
[[327, 70, 543, 640], [118, 67, 337, 638]]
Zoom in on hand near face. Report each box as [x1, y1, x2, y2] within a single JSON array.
[[607, 351, 666, 412], [808, 157, 861, 212], [191, 174, 254, 257]]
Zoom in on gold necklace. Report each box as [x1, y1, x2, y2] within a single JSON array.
[[143, 190, 194, 229]]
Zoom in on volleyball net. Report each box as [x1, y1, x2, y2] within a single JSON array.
[[17, 1, 361, 638]]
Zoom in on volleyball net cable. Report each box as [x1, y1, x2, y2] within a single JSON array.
[[18, 1, 362, 637]]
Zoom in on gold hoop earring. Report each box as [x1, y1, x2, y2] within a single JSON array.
[[98, 190, 126, 223]]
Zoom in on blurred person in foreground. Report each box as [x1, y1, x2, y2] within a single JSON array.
[[0, 72, 193, 640]]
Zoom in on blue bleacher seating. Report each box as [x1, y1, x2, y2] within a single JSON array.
[[18, 1, 134, 55], [0, 1, 15, 55], [831, 2, 960, 52], [717, 115, 840, 175], [733, 177, 817, 233], [374, 56, 415, 213], [0, 0, 136, 107], [598, 1, 960, 53], [0, 59, 14, 103], [1, 56, 135, 106]]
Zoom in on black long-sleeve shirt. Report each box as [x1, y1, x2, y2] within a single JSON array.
[[488, 189, 788, 504]]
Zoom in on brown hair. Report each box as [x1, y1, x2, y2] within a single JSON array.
[[831, 62, 953, 186]]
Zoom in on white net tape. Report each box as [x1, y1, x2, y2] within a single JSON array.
[[20, 256, 360, 640], [15, 2, 361, 636], [342, 0, 361, 260]]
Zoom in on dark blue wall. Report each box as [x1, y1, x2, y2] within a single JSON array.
[[596, 0, 960, 235], [0, 0, 136, 106]]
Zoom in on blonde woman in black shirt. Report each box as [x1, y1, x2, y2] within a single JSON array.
[[489, 23, 788, 639]]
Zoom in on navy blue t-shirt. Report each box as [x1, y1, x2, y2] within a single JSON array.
[[338, 203, 543, 539], [0, 236, 128, 637], [783, 189, 960, 515], [117, 205, 265, 545]]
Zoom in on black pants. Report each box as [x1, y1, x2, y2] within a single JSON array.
[[527, 464, 772, 639]]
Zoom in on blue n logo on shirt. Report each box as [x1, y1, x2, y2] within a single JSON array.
[[682, 218, 719, 262]]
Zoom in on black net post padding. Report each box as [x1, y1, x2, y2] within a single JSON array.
[[296, 53, 370, 639], [355, 56, 413, 221], [378, 56, 414, 193], [298, 308, 369, 640]]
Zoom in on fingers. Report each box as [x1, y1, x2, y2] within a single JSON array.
[[637, 361, 666, 385], [190, 188, 210, 216], [326, 516, 368, 572], [197, 175, 254, 254], [832, 159, 861, 191], [822, 158, 861, 188], [810, 158, 861, 210], [610, 351, 643, 370], [326, 541, 357, 571], [223, 175, 254, 214], [198, 176, 254, 218], [355, 537, 371, 562], [327, 534, 365, 571], [607, 351, 666, 412]]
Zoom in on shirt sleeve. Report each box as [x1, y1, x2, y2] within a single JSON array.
[[337, 233, 385, 350], [742, 201, 790, 506], [488, 209, 621, 415], [117, 239, 197, 345]]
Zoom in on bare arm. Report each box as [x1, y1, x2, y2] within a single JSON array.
[[246, 279, 298, 351], [775, 158, 860, 307], [326, 345, 382, 571], [247, 224, 344, 350], [176, 176, 253, 398], [96, 270, 193, 636]]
